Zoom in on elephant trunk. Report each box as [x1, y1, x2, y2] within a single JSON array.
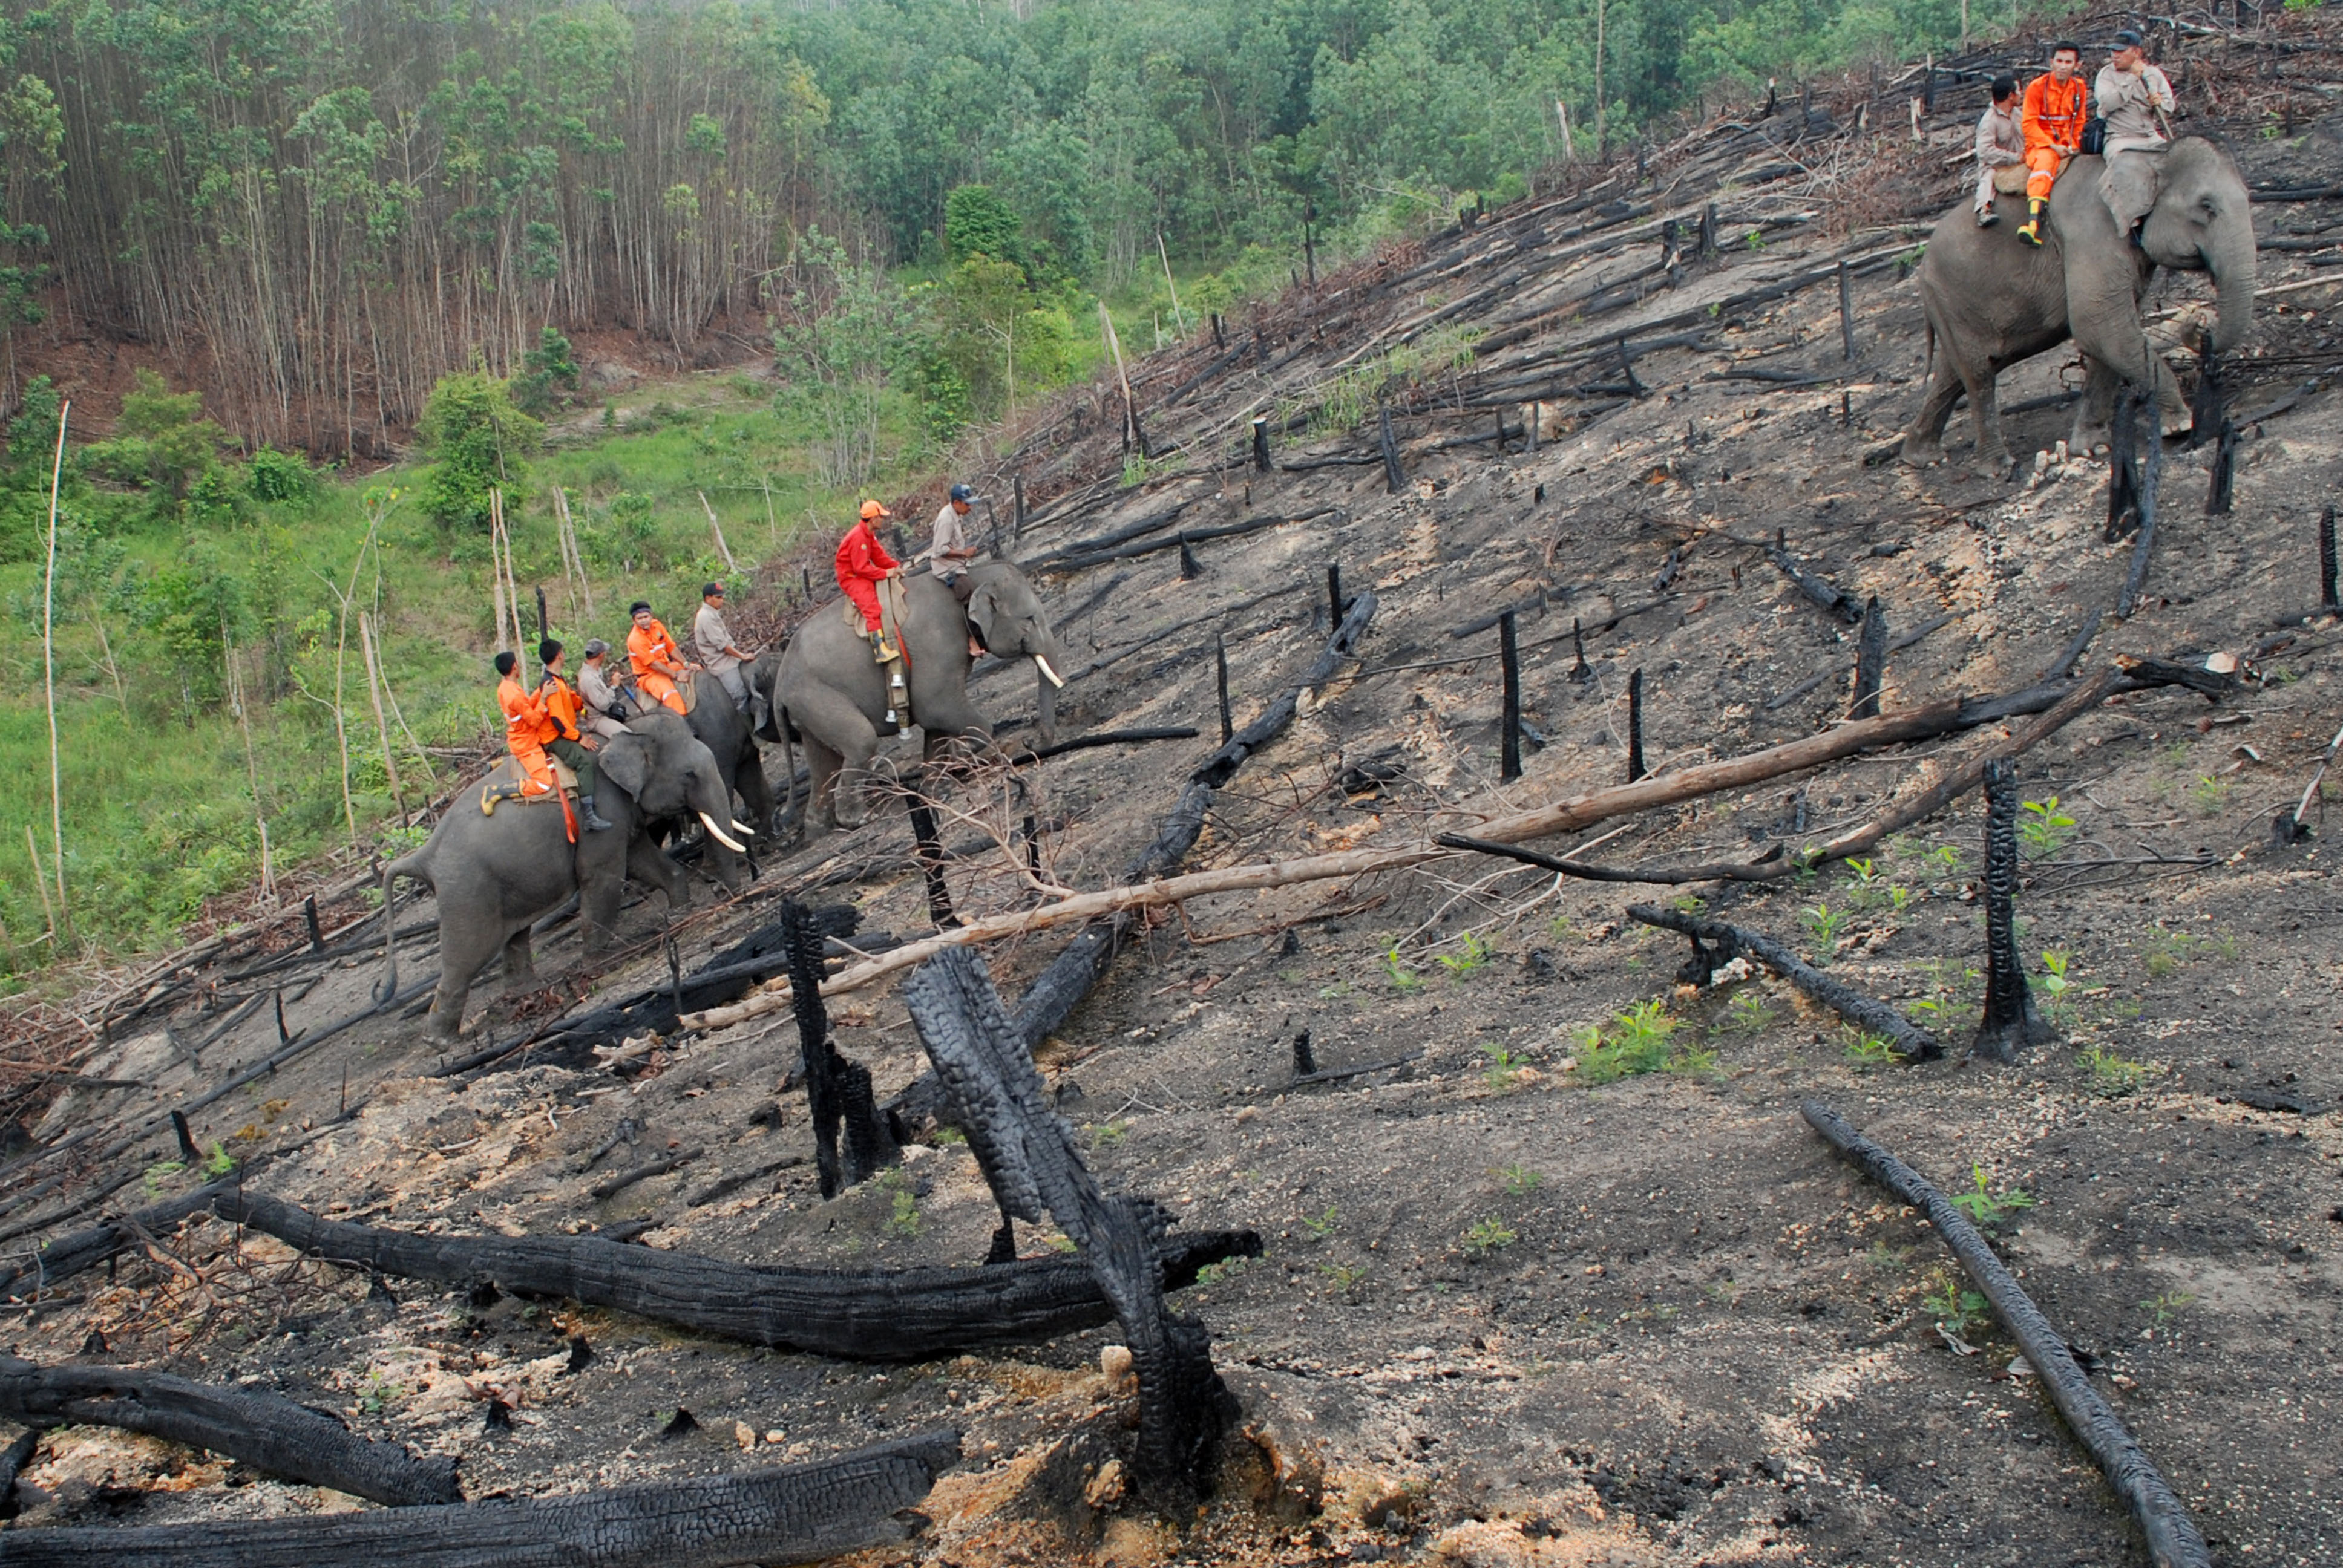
[[2208, 226, 2258, 354]]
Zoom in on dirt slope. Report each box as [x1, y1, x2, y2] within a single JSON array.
[[5, 15, 2342, 1568]]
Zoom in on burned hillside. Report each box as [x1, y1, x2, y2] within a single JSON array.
[[3, 11, 2343, 1567]]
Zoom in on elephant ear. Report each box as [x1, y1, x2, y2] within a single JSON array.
[[598, 732, 654, 802], [965, 581, 1004, 653]]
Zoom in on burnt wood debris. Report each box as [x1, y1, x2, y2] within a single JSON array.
[[0, 1432, 962, 1568], [0, 1355, 461, 1507], [202, 1188, 1253, 1361], [1974, 758, 2055, 1062], [1624, 904, 1941, 1059], [904, 947, 1238, 1509], [1804, 1103, 2214, 1568], [781, 898, 899, 1198]]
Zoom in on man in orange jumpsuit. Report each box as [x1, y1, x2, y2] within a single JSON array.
[[495, 651, 557, 797], [2017, 42, 2088, 247], [626, 599, 692, 716], [537, 639, 612, 831], [835, 499, 903, 659]]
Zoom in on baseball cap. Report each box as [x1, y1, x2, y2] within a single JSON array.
[[629, 599, 652, 615], [860, 500, 891, 521], [582, 638, 609, 656], [2112, 27, 2143, 47], [703, 581, 725, 598], [949, 482, 975, 503]]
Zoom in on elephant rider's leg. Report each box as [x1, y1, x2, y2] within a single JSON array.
[[845, 580, 891, 660], [2018, 149, 2063, 246], [712, 663, 750, 713], [941, 569, 984, 658], [638, 671, 687, 716], [546, 737, 612, 832], [511, 736, 557, 797], [1973, 166, 1997, 224]]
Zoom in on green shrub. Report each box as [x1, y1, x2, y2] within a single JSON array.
[[416, 368, 540, 531]]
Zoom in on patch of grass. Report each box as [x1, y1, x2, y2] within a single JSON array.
[[1574, 1000, 1688, 1083], [2036, 949, 2074, 1021], [884, 1174, 921, 1238], [2139, 1291, 2194, 1327], [1948, 1163, 2034, 1230], [142, 1158, 186, 1196], [1435, 930, 1493, 981], [2019, 797, 2077, 859], [1462, 1217, 1518, 1255], [1843, 1031, 1902, 1070], [1715, 989, 1775, 1037], [1801, 901, 1844, 959], [1498, 1163, 1544, 1197], [1317, 1261, 1369, 1295], [1193, 1256, 1251, 1287], [1090, 1120, 1129, 1150], [2079, 1045, 2149, 1098], [1301, 1205, 1340, 1240], [1381, 943, 1423, 992], [1662, 1042, 1719, 1076], [1480, 1042, 1526, 1091], [1670, 893, 1706, 916], [1922, 1269, 1989, 1336], [2189, 774, 2230, 817]]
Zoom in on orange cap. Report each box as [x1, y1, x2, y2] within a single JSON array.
[[859, 500, 891, 521]]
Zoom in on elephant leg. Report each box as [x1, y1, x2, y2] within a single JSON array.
[[430, 924, 501, 1041], [793, 686, 878, 829], [501, 927, 535, 991], [624, 832, 690, 916], [581, 864, 625, 958], [2073, 356, 2121, 454], [1901, 347, 1967, 467], [1953, 356, 2011, 475]]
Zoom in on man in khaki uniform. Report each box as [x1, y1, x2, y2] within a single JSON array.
[[926, 482, 985, 659], [2095, 28, 2178, 237], [692, 581, 755, 714], [1973, 76, 2024, 227], [575, 639, 632, 741]]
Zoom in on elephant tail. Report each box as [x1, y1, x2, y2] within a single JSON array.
[[775, 705, 802, 840], [372, 857, 405, 1008]]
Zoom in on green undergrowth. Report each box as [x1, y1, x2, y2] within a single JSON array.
[[0, 371, 932, 988]]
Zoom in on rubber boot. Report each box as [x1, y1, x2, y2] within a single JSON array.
[[2016, 198, 2045, 247], [578, 794, 614, 832]]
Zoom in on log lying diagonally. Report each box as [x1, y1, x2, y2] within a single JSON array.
[[0, 1355, 460, 1507], [903, 948, 1236, 1511], [1801, 1102, 2212, 1568], [1623, 904, 1940, 1060], [0, 1430, 958, 1568], [210, 1189, 1257, 1361]]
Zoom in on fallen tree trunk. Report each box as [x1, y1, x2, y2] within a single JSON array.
[[1622, 904, 1939, 1059], [0, 1355, 460, 1506], [1801, 1102, 2212, 1568], [0, 1431, 958, 1568], [210, 1189, 1256, 1361]]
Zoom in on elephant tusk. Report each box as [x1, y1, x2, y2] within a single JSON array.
[[730, 819, 756, 837], [700, 811, 747, 854], [1034, 654, 1066, 689]]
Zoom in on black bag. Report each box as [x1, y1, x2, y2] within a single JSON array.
[[2079, 116, 2107, 157]]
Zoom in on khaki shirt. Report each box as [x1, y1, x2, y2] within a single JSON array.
[[577, 659, 631, 739], [693, 603, 741, 678], [1975, 103, 2022, 168], [2094, 62, 2175, 155], [929, 502, 971, 579]]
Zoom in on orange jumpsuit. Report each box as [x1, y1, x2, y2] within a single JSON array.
[[2022, 71, 2088, 203], [834, 521, 899, 633], [497, 673, 558, 795], [627, 618, 689, 716]]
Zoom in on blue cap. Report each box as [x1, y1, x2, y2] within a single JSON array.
[[949, 482, 975, 503]]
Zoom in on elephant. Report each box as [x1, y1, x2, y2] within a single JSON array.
[[380, 708, 750, 1040], [669, 677, 775, 892], [1900, 136, 2256, 474], [753, 558, 1070, 835]]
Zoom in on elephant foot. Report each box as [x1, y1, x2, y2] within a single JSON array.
[[1967, 449, 2014, 482], [1898, 439, 1944, 468]]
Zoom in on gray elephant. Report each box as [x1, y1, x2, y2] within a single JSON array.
[[669, 679, 775, 892], [1900, 137, 2256, 474], [381, 708, 751, 1039], [753, 558, 1070, 835]]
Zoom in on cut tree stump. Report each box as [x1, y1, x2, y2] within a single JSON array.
[[208, 1189, 1254, 1361], [0, 1430, 960, 1568], [0, 1354, 460, 1506]]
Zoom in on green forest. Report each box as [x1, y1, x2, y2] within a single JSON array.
[[0, 0, 2088, 982]]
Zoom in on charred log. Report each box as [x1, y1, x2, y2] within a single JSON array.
[[781, 900, 896, 1198], [1766, 532, 1864, 623], [207, 1189, 1256, 1361], [1849, 596, 1888, 720], [0, 1355, 460, 1507], [0, 1432, 960, 1568], [1803, 1102, 2212, 1568], [903, 948, 1237, 1512], [1620, 903, 1940, 1060]]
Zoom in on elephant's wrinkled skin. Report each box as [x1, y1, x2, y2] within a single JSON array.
[[673, 680, 774, 891], [382, 710, 740, 1038], [1901, 137, 2256, 474], [756, 559, 1070, 835]]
